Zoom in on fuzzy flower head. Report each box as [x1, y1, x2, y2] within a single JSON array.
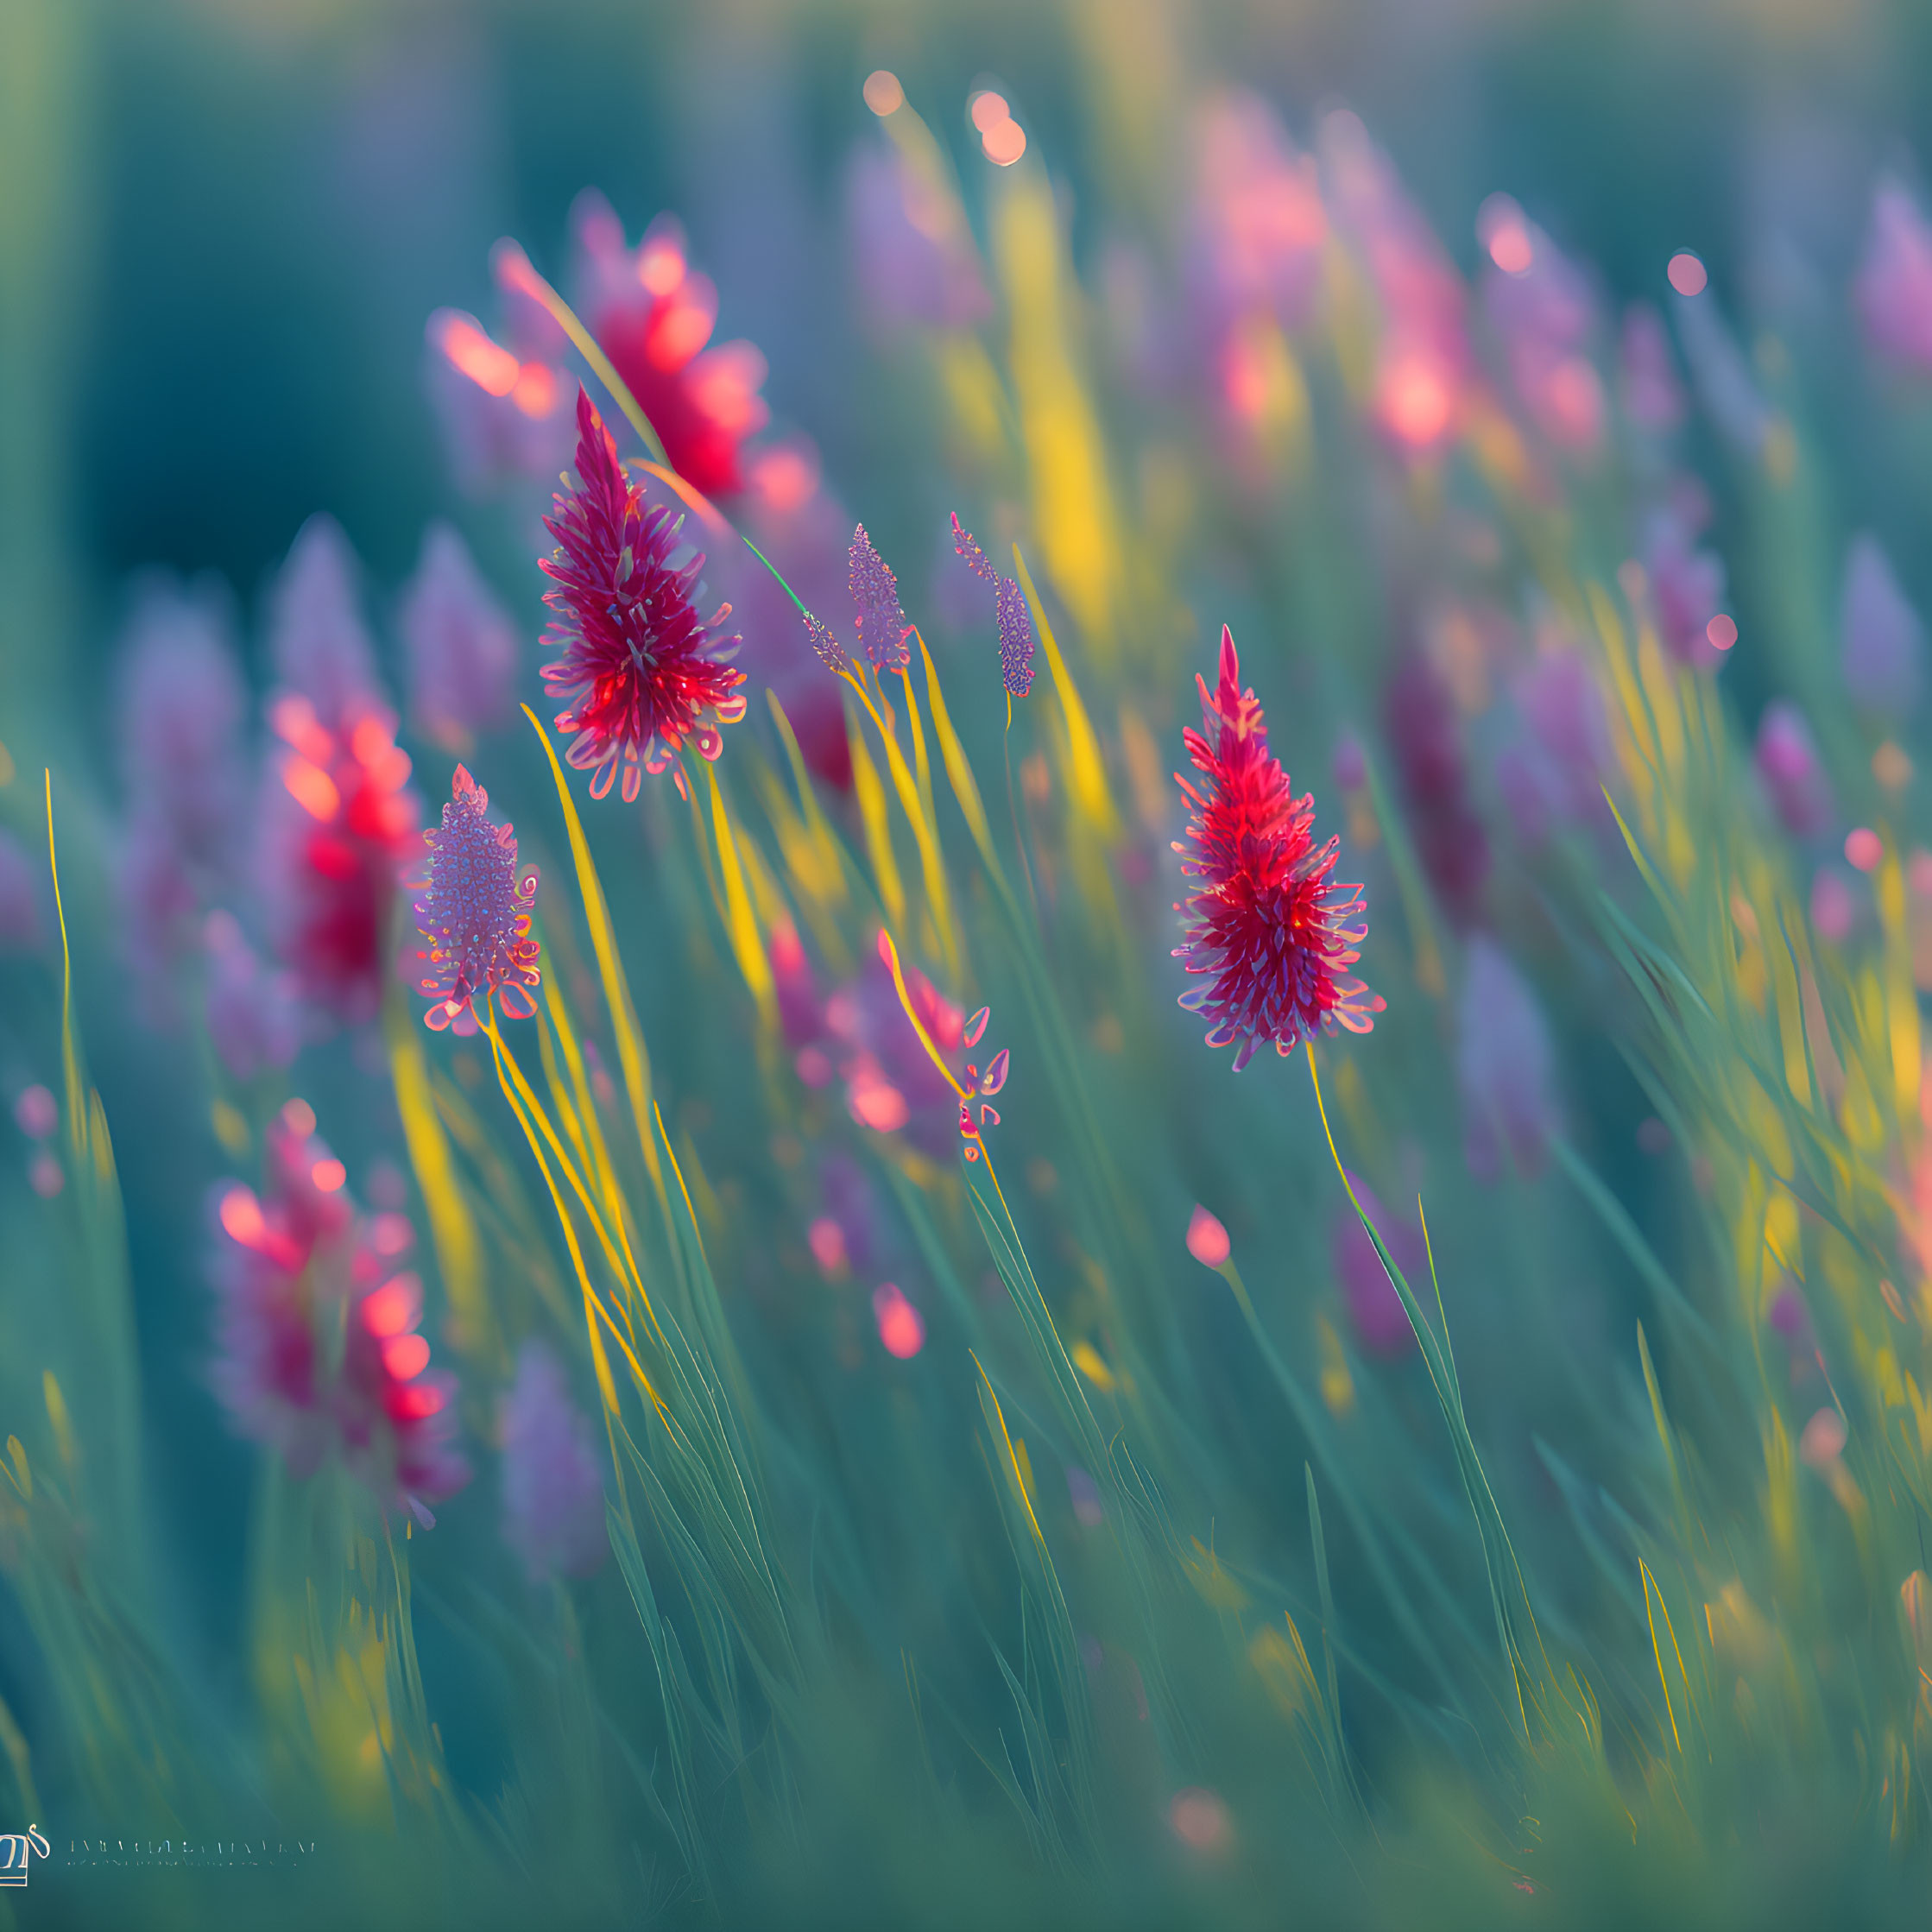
[[1173, 628, 1384, 1069], [413, 766, 540, 1035], [500, 1341, 608, 1582], [540, 389, 747, 801], [849, 524, 912, 672]]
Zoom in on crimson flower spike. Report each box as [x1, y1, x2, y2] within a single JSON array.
[[539, 388, 747, 802], [1172, 626, 1384, 1070]]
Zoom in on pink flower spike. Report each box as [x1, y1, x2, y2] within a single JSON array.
[[413, 766, 541, 1036], [849, 523, 912, 672], [994, 576, 1036, 698], [540, 389, 747, 800], [872, 1281, 926, 1359], [951, 512, 996, 582], [1174, 626, 1383, 1064], [1185, 1205, 1230, 1269]]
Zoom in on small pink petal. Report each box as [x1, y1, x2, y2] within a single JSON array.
[[1186, 1205, 1230, 1269], [872, 1282, 925, 1359], [963, 1006, 990, 1048]]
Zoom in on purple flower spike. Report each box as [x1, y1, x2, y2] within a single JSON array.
[[1841, 534, 1924, 718], [951, 511, 996, 583], [849, 523, 912, 672], [414, 766, 541, 1036], [1456, 935, 1559, 1183], [803, 608, 851, 677], [994, 577, 1037, 698], [401, 521, 518, 753], [500, 1340, 608, 1582]]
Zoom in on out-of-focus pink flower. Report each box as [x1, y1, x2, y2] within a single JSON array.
[[114, 578, 249, 988], [872, 1281, 925, 1359], [1175, 628, 1383, 1068], [204, 911, 301, 1082], [569, 195, 770, 499], [1840, 534, 1924, 718], [411, 765, 540, 1035], [1185, 1204, 1230, 1269], [1811, 866, 1856, 944], [425, 307, 572, 498], [1456, 937, 1559, 1184], [212, 1100, 469, 1520], [28, 1153, 62, 1199], [1385, 651, 1489, 926], [1855, 178, 1932, 376], [13, 1086, 57, 1140], [540, 390, 748, 800], [401, 521, 519, 752], [256, 688, 421, 1027], [1478, 195, 1605, 456], [500, 1339, 607, 1581], [1643, 505, 1729, 670], [818, 939, 963, 1159], [1320, 110, 1470, 457], [1330, 1173, 1419, 1357], [0, 830, 42, 951], [339, 1264, 470, 1523], [1191, 90, 1326, 341], [268, 516, 384, 736], [769, 919, 822, 1050], [1619, 304, 1684, 432], [1755, 702, 1834, 841], [846, 141, 991, 333]]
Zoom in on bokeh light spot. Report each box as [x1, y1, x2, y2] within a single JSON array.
[[1705, 614, 1737, 652], [1668, 251, 1708, 297], [862, 70, 904, 117], [982, 119, 1026, 166]]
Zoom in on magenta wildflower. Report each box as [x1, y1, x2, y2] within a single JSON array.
[[1173, 628, 1383, 1070], [1840, 534, 1923, 717], [1456, 937, 1559, 1183], [500, 1340, 608, 1582], [1755, 703, 1834, 841], [849, 524, 912, 672], [401, 521, 519, 752], [950, 515, 1037, 698], [257, 690, 421, 1026], [212, 1101, 469, 1521], [1330, 1175, 1422, 1358], [540, 390, 748, 801], [413, 766, 540, 1036]]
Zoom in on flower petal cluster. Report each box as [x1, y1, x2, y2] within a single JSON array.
[[212, 1101, 469, 1521], [1173, 627, 1383, 1070], [413, 766, 540, 1035], [950, 514, 1035, 698], [540, 389, 748, 800]]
